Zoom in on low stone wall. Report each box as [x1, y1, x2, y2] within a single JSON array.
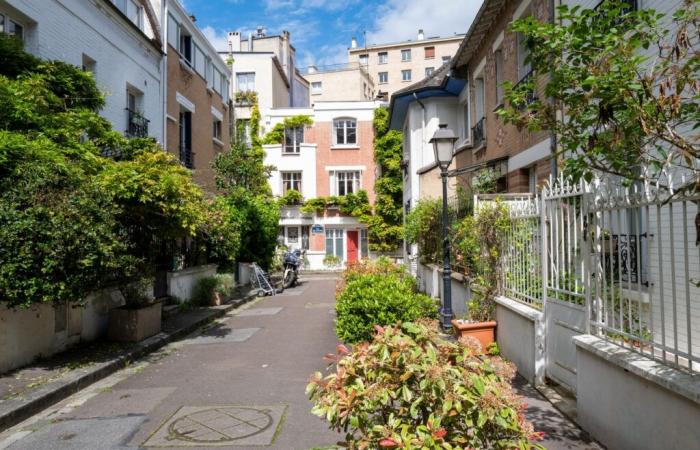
[[574, 335, 700, 450], [167, 264, 218, 301], [494, 296, 544, 385], [417, 263, 470, 318], [0, 287, 124, 374]]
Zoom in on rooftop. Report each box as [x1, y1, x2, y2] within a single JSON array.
[[299, 62, 368, 76], [348, 33, 466, 53]]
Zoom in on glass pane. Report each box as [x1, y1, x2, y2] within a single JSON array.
[[287, 227, 298, 243], [325, 230, 333, 256], [335, 122, 344, 144], [335, 232, 343, 258], [0, 14, 5, 34], [346, 125, 356, 144], [295, 127, 303, 150]]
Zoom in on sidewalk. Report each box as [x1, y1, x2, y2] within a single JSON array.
[[0, 286, 257, 432]]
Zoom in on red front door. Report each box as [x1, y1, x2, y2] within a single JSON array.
[[346, 231, 359, 263]]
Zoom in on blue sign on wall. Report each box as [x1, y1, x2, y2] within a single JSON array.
[[311, 224, 324, 234]]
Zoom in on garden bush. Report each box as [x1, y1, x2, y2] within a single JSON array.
[[308, 320, 544, 450], [404, 198, 442, 265], [335, 267, 437, 343], [191, 276, 219, 306]]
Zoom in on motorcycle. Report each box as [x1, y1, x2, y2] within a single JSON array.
[[282, 249, 304, 288]]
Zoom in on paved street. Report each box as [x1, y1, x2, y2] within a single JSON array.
[[0, 275, 599, 450]]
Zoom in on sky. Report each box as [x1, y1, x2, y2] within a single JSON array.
[[181, 0, 484, 69]]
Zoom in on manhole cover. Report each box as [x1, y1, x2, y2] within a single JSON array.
[[143, 404, 287, 447], [168, 407, 272, 443]]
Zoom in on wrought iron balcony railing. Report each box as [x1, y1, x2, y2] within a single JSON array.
[[125, 108, 149, 138], [471, 117, 486, 147], [179, 146, 194, 169], [514, 69, 537, 107]]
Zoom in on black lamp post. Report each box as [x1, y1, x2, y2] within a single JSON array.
[[429, 124, 458, 331]]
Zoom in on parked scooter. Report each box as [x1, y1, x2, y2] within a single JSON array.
[[282, 249, 304, 288]]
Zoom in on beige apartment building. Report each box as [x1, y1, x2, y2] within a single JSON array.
[[348, 30, 464, 100], [302, 62, 375, 103]]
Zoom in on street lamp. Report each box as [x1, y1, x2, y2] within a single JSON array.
[[429, 124, 457, 331]]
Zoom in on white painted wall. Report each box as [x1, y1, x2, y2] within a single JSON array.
[[4, 0, 165, 144], [166, 264, 218, 302], [264, 143, 317, 199]]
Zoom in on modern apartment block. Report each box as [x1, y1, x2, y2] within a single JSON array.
[[348, 30, 464, 100], [156, 0, 231, 192], [2, 0, 166, 144], [263, 101, 381, 269], [222, 28, 309, 141], [301, 62, 375, 103]]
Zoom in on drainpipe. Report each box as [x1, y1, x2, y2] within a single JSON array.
[[548, 0, 559, 179], [161, 0, 168, 150]]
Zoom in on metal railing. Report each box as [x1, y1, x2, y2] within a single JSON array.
[[491, 175, 699, 373], [125, 108, 149, 138], [514, 69, 537, 107], [471, 117, 486, 147], [179, 146, 194, 169]]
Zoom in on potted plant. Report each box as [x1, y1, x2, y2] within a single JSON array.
[[451, 277, 498, 350], [108, 278, 162, 342]]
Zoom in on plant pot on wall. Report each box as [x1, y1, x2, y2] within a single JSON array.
[[451, 319, 497, 351], [108, 301, 162, 342]]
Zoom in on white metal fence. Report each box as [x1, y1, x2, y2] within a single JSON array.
[[485, 176, 700, 374]]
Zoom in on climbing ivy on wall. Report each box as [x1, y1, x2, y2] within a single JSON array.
[[366, 107, 404, 252], [261, 115, 314, 145]]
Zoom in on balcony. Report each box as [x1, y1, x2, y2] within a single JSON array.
[[514, 69, 538, 107], [471, 117, 486, 148], [125, 108, 149, 138]]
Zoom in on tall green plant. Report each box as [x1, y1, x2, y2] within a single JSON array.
[[404, 198, 443, 265]]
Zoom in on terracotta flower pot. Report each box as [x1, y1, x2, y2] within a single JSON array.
[[451, 319, 497, 351]]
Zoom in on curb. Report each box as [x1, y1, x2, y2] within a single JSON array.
[[0, 291, 257, 432]]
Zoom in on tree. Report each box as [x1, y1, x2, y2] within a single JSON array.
[[498, 0, 699, 192]]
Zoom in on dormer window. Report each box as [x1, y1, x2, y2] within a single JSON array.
[[112, 0, 143, 29]]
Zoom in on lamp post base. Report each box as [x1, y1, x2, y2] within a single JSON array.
[[439, 308, 453, 332]]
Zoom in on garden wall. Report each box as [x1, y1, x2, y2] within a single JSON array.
[[494, 296, 544, 385], [167, 264, 218, 301], [574, 335, 700, 450], [417, 264, 470, 318], [0, 287, 123, 374]]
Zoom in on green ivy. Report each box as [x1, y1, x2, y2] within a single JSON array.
[[278, 189, 303, 206], [261, 115, 314, 145]]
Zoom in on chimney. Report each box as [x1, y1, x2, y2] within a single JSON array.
[[189, 15, 196, 23], [351, 37, 357, 49], [248, 32, 253, 51], [227, 31, 241, 52], [418, 29, 424, 40], [256, 26, 265, 37]]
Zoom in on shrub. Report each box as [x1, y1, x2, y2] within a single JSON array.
[[323, 255, 342, 268], [404, 198, 442, 265], [214, 274, 236, 299], [191, 276, 219, 306], [119, 278, 154, 309], [335, 271, 437, 343], [278, 189, 303, 206], [338, 257, 407, 294], [307, 321, 544, 450]]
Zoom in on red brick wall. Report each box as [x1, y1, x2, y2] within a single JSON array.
[[306, 120, 377, 203]]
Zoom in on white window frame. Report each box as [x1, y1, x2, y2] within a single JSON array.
[[425, 67, 434, 77], [333, 118, 357, 146], [311, 81, 322, 95], [401, 69, 412, 82], [286, 226, 299, 244], [325, 229, 344, 260], [281, 171, 302, 194], [359, 54, 369, 65], [401, 49, 411, 62], [378, 52, 388, 64], [236, 72, 255, 92], [213, 118, 222, 140], [378, 72, 388, 84], [283, 126, 304, 154], [333, 170, 361, 196]]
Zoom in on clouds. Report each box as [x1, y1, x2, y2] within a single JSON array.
[[367, 0, 482, 45], [201, 26, 230, 51]]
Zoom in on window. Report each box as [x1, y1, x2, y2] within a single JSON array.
[[360, 229, 368, 258], [284, 127, 304, 153], [311, 81, 322, 95], [401, 49, 411, 61], [127, 90, 138, 112], [213, 119, 222, 140], [238, 119, 252, 145], [287, 227, 299, 244], [335, 171, 361, 196], [179, 110, 193, 168], [442, 56, 451, 65], [378, 52, 388, 64], [333, 118, 357, 146], [359, 54, 369, 65], [528, 166, 537, 193], [378, 72, 388, 84], [495, 49, 504, 106], [462, 101, 470, 140], [301, 226, 310, 250], [112, 0, 142, 29], [236, 72, 255, 92], [281, 172, 302, 194], [126, 88, 147, 138], [325, 229, 343, 259], [180, 32, 192, 63], [475, 77, 485, 121], [194, 45, 206, 77], [425, 67, 434, 77], [401, 69, 411, 82], [167, 14, 179, 48], [0, 14, 24, 40], [0, 14, 4, 34], [82, 54, 96, 74], [424, 46, 435, 59], [517, 30, 531, 81]]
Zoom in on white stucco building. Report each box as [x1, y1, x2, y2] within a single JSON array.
[[2, 0, 166, 144]]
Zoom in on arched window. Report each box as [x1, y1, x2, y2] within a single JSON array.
[[333, 118, 357, 146]]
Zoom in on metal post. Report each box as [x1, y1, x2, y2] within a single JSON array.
[[440, 169, 453, 330]]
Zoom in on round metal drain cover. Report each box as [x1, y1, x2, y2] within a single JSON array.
[[167, 406, 273, 443]]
